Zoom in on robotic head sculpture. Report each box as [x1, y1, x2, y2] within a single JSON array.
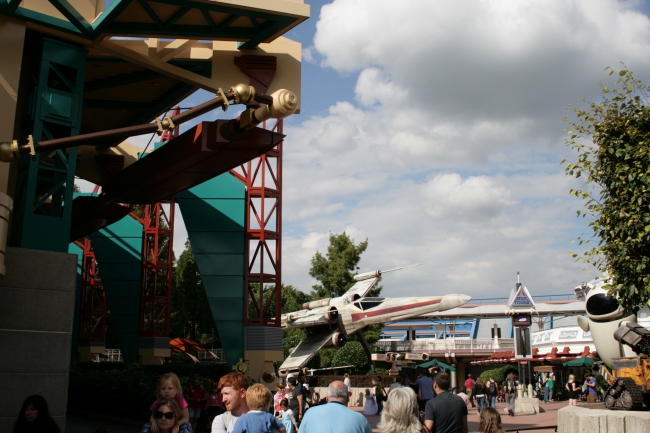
[[576, 277, 637, 366]]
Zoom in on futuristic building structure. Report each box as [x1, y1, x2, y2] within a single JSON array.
[[0, 0, 309, 429]]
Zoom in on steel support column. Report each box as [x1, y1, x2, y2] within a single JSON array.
[[73, 237, 106, 361], [131, 202, 175, 363], [12, 36, 86, 252], [230, 120, 282, 327]]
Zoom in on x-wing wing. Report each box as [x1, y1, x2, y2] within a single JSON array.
[[278, 266, 471, 374]]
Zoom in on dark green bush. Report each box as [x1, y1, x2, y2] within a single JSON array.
[[479, 364, 517, 385], [68, 363, 231, 421]]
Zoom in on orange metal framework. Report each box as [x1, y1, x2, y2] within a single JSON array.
[[131, 116, 178, 337], [73, 238, 107, 343], [230, 120, 283, 326], [131, 202, 175, 337]]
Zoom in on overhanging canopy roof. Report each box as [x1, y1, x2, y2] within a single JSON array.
[[0, 0, 309, 48], [416, 359, 457, 371]]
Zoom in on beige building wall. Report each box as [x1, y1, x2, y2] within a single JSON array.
[[0, 16, 26, 196]]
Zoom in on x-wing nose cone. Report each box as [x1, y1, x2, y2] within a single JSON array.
[[439, 294, 472, 311]]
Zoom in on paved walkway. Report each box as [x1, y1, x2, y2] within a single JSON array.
[[68, 400, 570, 432], [358, 399, 564, 433]]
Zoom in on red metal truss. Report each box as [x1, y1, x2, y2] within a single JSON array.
[[131, 202, 175, 337], [230, 120, 283, 326], [73, 238, 107, 344], [128, 110, 178, 338]]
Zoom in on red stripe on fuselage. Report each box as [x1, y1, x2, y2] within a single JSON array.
[[350, 299, 442, 322]]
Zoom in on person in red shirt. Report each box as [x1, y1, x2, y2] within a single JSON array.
[[205, 382, 225, 430], [464, 374, 476, 408], [186, 376, 207, 432]]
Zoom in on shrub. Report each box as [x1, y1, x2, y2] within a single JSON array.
[[366, 368, 390, 376], [479, 364, 517, 385], [331, 341, 368, 370], [68, 363, 231, 421]]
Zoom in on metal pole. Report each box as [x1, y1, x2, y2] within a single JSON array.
[[11, 91, 234, 155]]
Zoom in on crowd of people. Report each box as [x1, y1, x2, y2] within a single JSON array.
[[15, 367, 601, 433]]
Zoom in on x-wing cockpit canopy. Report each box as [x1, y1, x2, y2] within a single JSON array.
[[353, 298, 386, 310]]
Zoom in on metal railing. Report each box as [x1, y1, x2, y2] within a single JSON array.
[[196, 349, 227, 363], [375, 338, 515, 353], [97, 348, 227, 363], [102, 349, 123, 362]]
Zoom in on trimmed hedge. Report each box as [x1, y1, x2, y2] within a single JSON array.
[[68, 363, 231, 421], [479, 364, 517, 385]]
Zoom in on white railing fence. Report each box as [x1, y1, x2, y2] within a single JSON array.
[[375, 338, 514, 353]]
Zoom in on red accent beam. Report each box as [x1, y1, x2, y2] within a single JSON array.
[[102, 120, 284, 204], [74, 238, 107, 344], [133, 202, 175, 337], [351, 299, 442, 322], [230, 120, 283, 327]]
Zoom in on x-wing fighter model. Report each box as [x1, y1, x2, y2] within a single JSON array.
[[278, 265, 472, 374]]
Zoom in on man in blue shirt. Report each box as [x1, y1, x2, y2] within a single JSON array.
[[298, 381, 371, 433], [585, 373, 598, 403], [416, 371, 434, 411]]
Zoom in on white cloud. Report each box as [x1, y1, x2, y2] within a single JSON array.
[[278, 0, 644, 298], [421, 173, 517, 220]]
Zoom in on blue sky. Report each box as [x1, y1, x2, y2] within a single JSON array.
[[91, 1, 650, 300]]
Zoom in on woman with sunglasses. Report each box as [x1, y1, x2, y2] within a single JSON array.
[[142, 400, 182, 433]]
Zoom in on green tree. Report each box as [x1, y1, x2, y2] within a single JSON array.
[[319, 348, 337, 369], [309, 233, 382, 344], [173, 240, 216, 344], [331, 341, 368, 370], [564, 66, 650, 311], [309, 232, 382, 299]]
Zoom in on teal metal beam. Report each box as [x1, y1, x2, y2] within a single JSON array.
[[216, 14, 240, 31], [47, 0, 92, 35], [68, 241, 84, 362], [103, 23, 256, 39], [90, 0, 133, 35], [0, 0, 303, 46], [89, 214, 144, 365], [10, 7, 83, 35], [137, 0, 164, 29], [238, 17, 296, 50], [163, 6, 190, 29], [12, 37, 86, 252], [177, 174, 246, 368], [199, 8, 218, 31], [4, 0, 22, 13]]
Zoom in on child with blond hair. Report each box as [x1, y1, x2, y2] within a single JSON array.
[[141, 373, 191, 433], [231, 384, 286, 433]]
